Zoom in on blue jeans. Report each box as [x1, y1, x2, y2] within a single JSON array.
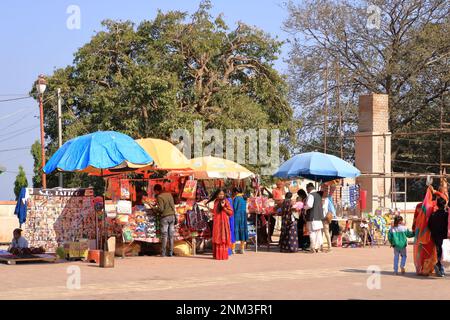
[[393, 247, 407, 273], [160, 215, 176, 256]]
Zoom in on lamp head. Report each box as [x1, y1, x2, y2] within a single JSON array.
[[36, 74, 47, 95]]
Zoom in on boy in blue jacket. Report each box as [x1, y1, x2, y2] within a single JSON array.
[[388, 216, 415, 275]]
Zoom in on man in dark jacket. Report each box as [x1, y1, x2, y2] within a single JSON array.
[[153, 184, 176, 257], [428, 197, 449, 277]]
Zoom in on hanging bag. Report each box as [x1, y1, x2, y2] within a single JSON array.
[[182, 180, 197, 199]]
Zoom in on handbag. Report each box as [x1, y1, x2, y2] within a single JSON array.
[[325, 212, 333, 224]]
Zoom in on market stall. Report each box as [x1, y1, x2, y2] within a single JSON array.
[[4, 187, 97, 265], [42, 131, 154, 266], [273, 151, 366, 249], [102, 174, 212, 257]]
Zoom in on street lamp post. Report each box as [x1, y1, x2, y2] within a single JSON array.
[[36, 75, 47, 189]]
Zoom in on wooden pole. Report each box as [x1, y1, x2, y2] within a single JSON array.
[[323, 62, 329, 154], [335, 60, 343, 158]]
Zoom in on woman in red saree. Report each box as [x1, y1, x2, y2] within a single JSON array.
[[211, 189, 234, 260], [413, 186, 448, 275]]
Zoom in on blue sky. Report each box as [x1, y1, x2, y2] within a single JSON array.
[[0, 0, 290, 200]]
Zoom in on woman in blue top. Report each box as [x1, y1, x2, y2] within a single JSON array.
[[232, 187, 248, 254], [227, 196, 236, 255]]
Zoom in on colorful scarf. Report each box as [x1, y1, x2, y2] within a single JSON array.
[[413, 187, 437, 275]]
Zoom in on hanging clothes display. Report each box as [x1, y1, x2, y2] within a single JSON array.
[[196, 180, 209, 201], [349, 185, 360, 209], [120, 179, 131, 200], [341, 186, 350, 209], [332, 186, 342, 209], [105, 178, 121, 200]]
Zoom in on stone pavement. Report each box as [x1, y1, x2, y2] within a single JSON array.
[[0, 246, 448, 300]]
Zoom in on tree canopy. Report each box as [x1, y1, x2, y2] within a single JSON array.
[[284, 0, 449, 162], [34, 1, 295, 187]]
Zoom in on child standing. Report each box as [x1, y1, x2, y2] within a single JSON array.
[[388, 216, 415, 275]]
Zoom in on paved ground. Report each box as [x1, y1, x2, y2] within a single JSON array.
[[0, 245, 449, 300]]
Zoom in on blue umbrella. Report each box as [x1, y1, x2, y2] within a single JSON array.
[[44, 131, 153, 174], [273, 152, 360, 182]]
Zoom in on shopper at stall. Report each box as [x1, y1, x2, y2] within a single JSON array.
[[388, 216, 415, 275], [152, 184, 176, 257], [427, 196, 449, 277], [133, 185, 147, 207], [232, 187, 248, 254], [296, 189, 310, 251], [279, 192, 298, 253], [8, 228, 29, 253], [269, 181, 285, 242], [305, 183, 324, 253], [209, 189, 234, 260]]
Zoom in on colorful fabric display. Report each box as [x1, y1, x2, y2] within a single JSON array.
[[247, 222, 257, 237], [369, 214, 388, 239], [349, 185, 359, 209], [105, 178, 121, 200], [186, 203, 209, 231], [332, 186, 342, 209], [120, 180, 131, 200], [341, 186, 350, 208], [196, 182, 208, 201], [248, 196, 271, 214]]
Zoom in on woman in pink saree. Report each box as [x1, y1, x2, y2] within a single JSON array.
[[412, 186, 448, 275]]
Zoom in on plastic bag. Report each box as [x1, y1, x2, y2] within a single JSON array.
[[442, 239, 450, 267]]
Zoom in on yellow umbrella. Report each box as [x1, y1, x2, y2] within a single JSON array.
[[135, 138, 192, 170], [189, 156, 255, 180]]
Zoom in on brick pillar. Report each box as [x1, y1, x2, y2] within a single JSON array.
[[355, 94, 391, 213]]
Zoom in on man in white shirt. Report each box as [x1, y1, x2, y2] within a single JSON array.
[[304, 183, 315, 212], [8, 228, 29, 253], [304, 183, 324, 253]]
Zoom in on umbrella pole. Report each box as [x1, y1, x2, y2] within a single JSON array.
[[96, 207, 99, 250], [255, 210, 258, 253], [102, 169, 107, 251]]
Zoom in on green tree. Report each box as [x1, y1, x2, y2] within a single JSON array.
[[31, 140, 42, 188], [31, 1, 296, 187], [14, 166, 28, 199]]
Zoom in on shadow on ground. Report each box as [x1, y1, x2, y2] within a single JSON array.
[[340, 268, 447, 281]]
